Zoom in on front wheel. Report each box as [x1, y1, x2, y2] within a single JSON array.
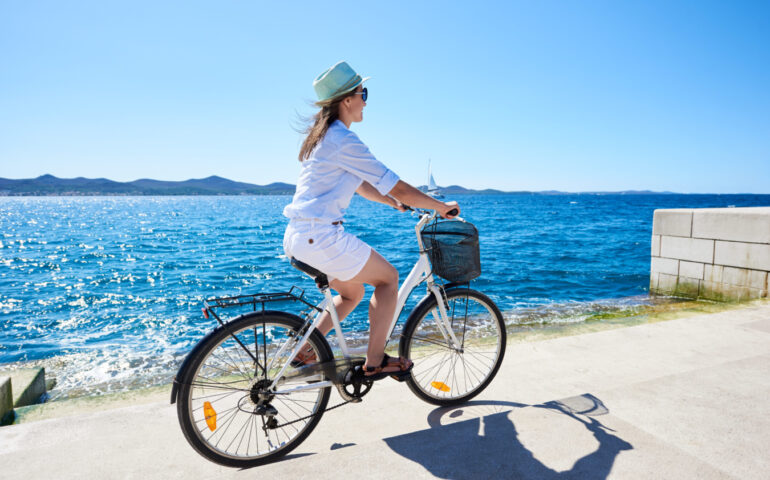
[[176, 311, 333, 468], [400, 287, 506, 406]]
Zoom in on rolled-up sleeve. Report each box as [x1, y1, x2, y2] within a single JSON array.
[[336, 133, 400, 195]]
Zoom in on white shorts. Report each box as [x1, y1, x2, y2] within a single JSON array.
[[283, 220, 372, 282]]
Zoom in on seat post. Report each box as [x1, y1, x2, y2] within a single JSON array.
[[321, 286, 350, 357]]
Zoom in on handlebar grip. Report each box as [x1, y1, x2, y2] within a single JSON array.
[[447, 208, 459, 217]]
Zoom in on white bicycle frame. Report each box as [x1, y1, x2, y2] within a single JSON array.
[[268, 210, 464, 394]]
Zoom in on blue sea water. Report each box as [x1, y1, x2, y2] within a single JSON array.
[[1, 194, 768, 397]]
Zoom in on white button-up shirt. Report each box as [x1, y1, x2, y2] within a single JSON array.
[[283, 120, 400, 222]]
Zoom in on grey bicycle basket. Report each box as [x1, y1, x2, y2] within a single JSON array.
[[420, 218, 481, 283]]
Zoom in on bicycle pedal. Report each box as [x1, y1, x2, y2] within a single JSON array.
[[390, 372, 411, 383]]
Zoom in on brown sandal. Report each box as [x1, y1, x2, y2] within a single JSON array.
[[360, 354, 413, 381], [290, 346, 317, 368]]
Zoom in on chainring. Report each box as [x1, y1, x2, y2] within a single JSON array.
[[336, 365, 374, 402]]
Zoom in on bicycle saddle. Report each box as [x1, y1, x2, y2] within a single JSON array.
[[290, 257, 329, 290]]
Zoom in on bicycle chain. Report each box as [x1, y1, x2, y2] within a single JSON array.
[[270, 399, 352, 429]]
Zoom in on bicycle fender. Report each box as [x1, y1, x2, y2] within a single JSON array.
[[397, 285, 473, 358], [169, 310, 305, 404]]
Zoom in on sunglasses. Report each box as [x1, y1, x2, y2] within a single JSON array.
[[352, 87, 368, 102]]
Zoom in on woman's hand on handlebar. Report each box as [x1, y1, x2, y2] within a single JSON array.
[[438, 201, 460, 219]]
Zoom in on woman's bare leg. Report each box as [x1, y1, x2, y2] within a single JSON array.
[[310, 249, 405, 369], [313, 280, 365, 336], [345, 249, 400, 368]]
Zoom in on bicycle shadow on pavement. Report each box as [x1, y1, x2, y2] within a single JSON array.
[[383, 394, 633, 479]]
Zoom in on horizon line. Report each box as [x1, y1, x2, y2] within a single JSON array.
[[1, 173, 769, 196]]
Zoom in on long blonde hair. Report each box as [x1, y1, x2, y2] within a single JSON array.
[[298, 93, 353, 161]]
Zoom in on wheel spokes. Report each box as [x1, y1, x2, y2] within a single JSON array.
[[187, 320, 326, 461], [409, 294, 503, 400]]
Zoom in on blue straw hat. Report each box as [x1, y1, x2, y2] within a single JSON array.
[[313, 61, 370, 106]]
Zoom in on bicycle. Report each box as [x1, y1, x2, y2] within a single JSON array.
[[170, 208, 507, 467]]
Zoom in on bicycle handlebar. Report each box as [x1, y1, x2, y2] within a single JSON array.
[[400, 205, 461, 220]]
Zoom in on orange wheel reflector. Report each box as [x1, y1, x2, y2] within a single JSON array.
[[202, 308, 210, 319], [203, 401, 217, 431], [431, 381, 450, 392]]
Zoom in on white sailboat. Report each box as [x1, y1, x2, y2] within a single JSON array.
[[427, 159, 444, 198]]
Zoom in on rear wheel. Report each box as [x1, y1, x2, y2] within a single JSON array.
[[176, 312, 332, 467], [400, 288, 506, 406]]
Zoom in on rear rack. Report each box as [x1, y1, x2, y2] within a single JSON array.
[[202, 286, 321, 327]]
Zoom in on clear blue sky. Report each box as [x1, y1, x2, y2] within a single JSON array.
[[1, 1, 768, 193]]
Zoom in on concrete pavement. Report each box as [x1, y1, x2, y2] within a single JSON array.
[[1, 302, 769, 479]]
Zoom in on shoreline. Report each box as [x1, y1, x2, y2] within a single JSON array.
[[0, 294, 700, 401], [8, 297, 766, 426]]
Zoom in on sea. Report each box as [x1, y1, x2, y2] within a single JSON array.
[[1, 194, 769, 399]]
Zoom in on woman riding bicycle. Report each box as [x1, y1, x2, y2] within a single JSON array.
[[283, 61, 459, 380]]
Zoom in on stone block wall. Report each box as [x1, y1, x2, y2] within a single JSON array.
[[0, 377, 12, 425], [650, 207, 770, 301], [11, 368, 47, 408]]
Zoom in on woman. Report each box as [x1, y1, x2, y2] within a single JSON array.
[[283, 61, 459, 380]]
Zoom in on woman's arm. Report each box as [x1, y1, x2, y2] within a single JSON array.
[[356, 181, 405, 211], [388, 180, 460, 218]]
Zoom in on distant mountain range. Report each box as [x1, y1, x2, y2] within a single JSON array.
[[0, 175, 295, 196], [0, 174, 678, 196]]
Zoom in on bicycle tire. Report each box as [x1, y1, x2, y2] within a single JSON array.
[[176, 311, 333, 468], [399, 287, 506, 406]]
